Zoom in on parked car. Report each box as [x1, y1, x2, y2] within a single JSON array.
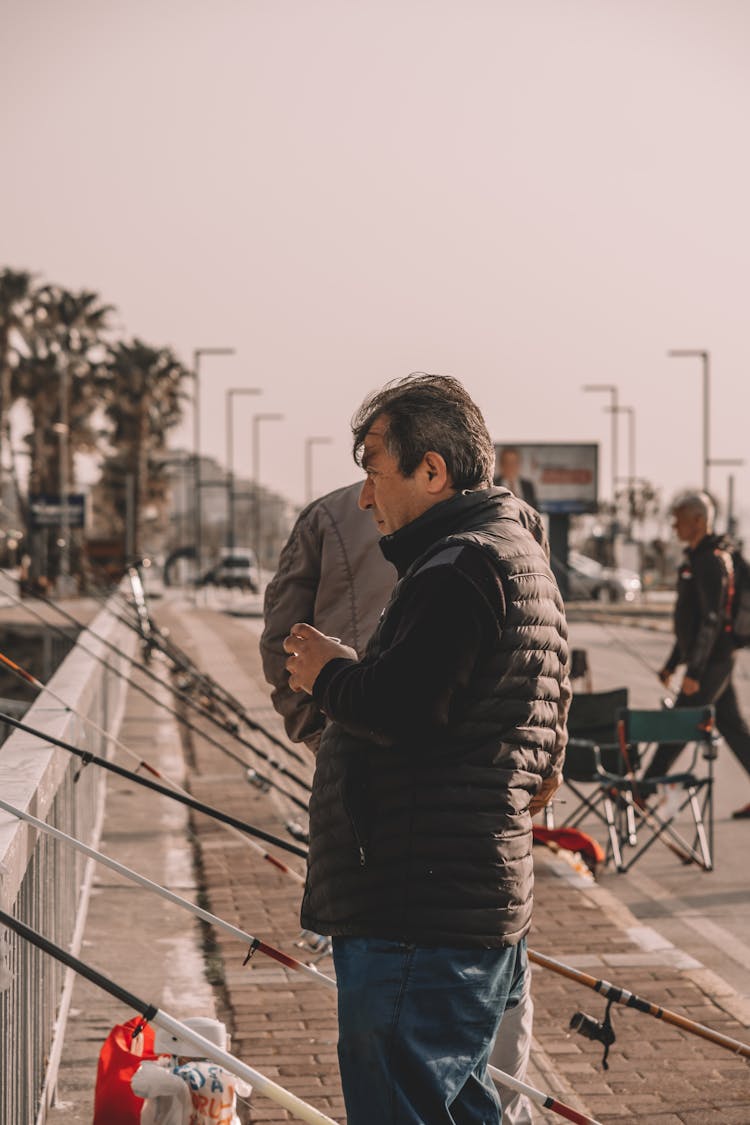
[[567, 550, 642, 603], [200, 548, 259, 592]]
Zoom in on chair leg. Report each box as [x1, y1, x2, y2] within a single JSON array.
[[603, 794, 624, 871], [620, 792, 638, 847], [688, 787, 713, 871]]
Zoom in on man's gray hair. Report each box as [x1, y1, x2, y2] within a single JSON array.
[[672, 490, 715, 528], [352, 373, 495, 490]]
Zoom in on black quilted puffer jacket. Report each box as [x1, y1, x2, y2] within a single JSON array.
[[300, 488, 570, 948]]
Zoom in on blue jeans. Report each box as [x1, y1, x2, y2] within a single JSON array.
[[332, 936, 527, 1125]]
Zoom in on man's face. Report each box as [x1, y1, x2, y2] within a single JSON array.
[[672, 506, 707, 545], [358, 419, 432, 535], [499, 450, 519, 480]]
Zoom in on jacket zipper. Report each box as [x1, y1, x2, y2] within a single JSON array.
[[342, 796, 367, 867]]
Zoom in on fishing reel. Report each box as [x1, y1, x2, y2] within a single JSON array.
[[570, 999, 616, 1069], [246, 769, 271, 793], [295, 930, 333, 964], [286, 821, 310, 845]]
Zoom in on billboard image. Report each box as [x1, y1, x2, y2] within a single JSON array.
[[493, 443, 599, 514]]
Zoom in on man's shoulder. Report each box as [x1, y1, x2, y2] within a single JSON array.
[[413, 541, 504, 600]]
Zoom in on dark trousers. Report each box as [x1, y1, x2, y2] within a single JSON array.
[[644, 659, 750, 780], [332, 936, 527, 1125]]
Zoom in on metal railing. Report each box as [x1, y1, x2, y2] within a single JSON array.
[[0, 595, 136, 1125]]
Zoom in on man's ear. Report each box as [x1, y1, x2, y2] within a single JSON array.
[[421, 451, 451, 494]]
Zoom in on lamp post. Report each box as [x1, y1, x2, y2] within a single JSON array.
[[252, 413, 284, 574], [606, 404, 636, 538], [54, 363, 75, 595], [667, 350, 710, 491], [193, 347, 235, 581], [225, 387, 262, 551], [304, 436, 333, 504], [582, 383, 619, 500]]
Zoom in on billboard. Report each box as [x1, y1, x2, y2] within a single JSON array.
[[493, 443, 599, 514]]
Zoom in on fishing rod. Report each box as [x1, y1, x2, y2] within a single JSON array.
[[0, 909, 339, 1125], [0, 799, 318, 985], [120, 567, 302, 759], [0, 587, 313, 796], [7, 677, 727, 1071], [0, 591, 310, 813], [8, 571, 309, 770], [0, 814, 600, 1125], [0, 708, 308, 863], [0, 649, 305, 884], [530, 948, 750, 1066]]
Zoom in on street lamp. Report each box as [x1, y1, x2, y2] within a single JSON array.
[[193, 347, 235, 580], [582, 383, 619, 500], [226, 386, 262, 550], [54, 364, 76, 596], [252, 412, 284, 573], [667, 350, 710, 491], [304, 436, 333, 504], [606, 404, 636, 538]]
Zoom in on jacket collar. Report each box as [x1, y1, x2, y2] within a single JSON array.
[[379, 487, 508, 578], [687, 532, 723, 559]]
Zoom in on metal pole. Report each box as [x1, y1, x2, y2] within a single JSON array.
[[125, 472, 136, 562], [610, 386, 618, 506], [667, 350, 710, 491], [703, 351, 710, 493], [226, 390, 233, 551], [581, 384, 619, 501], [252, 413, 284, 572], [56, 362, 74, 595], [192, 347, 235, 581], [226, 387, 261, 551], [728, 474, 736, 538], [304, 436, 333, 504]]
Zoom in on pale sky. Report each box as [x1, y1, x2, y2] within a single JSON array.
[[2, 0, 749, 527]]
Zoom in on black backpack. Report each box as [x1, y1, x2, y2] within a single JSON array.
[[726, 549, 750, 648]]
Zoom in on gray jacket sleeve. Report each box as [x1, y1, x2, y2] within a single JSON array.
[[260, 506, 326, 750]]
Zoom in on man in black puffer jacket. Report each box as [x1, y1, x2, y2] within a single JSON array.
[[284, 374, 570, 1125]]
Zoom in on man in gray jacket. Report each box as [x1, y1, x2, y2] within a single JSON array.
[[261, 481, 395, 752]]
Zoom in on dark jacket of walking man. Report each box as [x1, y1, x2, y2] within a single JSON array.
[[644, 490, 750, 818], [283, 374, 570, 1125]]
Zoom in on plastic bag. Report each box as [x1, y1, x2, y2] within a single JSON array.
[[93, 1017, 158, 1125]]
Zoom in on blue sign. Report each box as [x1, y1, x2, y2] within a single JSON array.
[[28, 494, 86, 530]]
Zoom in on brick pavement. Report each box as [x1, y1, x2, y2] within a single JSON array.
[[161, 601, 750, 1124]]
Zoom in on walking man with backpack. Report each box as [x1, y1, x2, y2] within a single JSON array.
[[643, 490, 750, 818], [283, 373, 570, 1124]]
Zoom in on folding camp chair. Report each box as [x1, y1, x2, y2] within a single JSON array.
[[544, 688, 629, 837], [609, 706, 718, 873]]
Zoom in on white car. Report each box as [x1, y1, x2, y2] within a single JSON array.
[[202, 548, 260, 593], [567, 551, 642, 603]]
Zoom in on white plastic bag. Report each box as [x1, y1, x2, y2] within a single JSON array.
[[132, 1059, 192, 1125]]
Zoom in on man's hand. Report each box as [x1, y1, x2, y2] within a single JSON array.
[[283, 623, 357, 694], [681, 675, 700, 696], [658, 667, 672, 688]]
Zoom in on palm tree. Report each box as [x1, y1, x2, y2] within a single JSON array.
[[10, 283, 112, 581], [98, 339, 190, 556], [0, 269, 34, 517]]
